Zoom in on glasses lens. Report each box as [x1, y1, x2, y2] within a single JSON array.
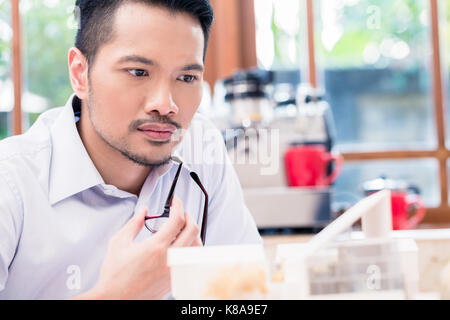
[[145, 216, 170, 233]]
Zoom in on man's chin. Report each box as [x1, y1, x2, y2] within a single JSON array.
[[119, 149, 172, 168], [144, 139, 172, 146]]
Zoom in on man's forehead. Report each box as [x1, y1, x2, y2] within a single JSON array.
[[112, 2, 203, 37], [104, 3, 204, 62]]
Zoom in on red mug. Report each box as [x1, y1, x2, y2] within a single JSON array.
[[284, 145, 343, 187], [364, 178, 426, 230], [389, 191, 426, 230]]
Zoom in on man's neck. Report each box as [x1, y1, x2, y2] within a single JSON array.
[[75, 105, 152, 197]]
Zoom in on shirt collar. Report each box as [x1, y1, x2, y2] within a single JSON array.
[[172, 148, 194, 172], [48, 94, 105, 205]]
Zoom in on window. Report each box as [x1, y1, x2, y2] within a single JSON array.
[[316, 0, 440, 212], [443, 0, 450, 146], [442, 0, 450, 205], [254, 0, 307, 70], [255, 0, 450, 222], [21, 0, 76, 130], [315, 0, 434, 151], [333, 158, 440, 207], [0, 0, 13, 140]]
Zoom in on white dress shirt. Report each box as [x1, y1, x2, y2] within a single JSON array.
[[0, 94, 262, 299]]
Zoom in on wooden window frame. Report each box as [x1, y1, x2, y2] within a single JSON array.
[[8, 0, 450, 222], [11, 0, 22, 136]]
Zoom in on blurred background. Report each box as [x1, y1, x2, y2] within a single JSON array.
[[2, 0, 450, 230]]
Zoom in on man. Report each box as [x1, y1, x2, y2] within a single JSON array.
[[0, 0, 262, 300]]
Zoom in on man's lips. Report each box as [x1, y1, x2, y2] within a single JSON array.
[[137, 123, 177, 141], [137, 123, 177, 132]]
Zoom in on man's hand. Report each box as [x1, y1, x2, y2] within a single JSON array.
[[71, 196, 202, 300]]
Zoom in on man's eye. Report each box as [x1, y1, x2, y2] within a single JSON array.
[[128, 69, 148, 77], [179, 75, 198, 83]]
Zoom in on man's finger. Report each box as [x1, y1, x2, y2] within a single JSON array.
[[119, 206, 148, 241], [147, 196, 186, 246], [192, 236, 203, 247], [171, 212, 200, 248]]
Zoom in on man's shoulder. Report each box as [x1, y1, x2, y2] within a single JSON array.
[[0, 107, 63, 177]]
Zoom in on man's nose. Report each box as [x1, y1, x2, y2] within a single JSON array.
[[144, 80, 179, 116]]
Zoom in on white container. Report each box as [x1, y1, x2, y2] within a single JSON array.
[[275, 238, 420, 299], [167, 244, 269, 300]]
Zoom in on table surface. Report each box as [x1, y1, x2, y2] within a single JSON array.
[[261, 223, 450, 259]]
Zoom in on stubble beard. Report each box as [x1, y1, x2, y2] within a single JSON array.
[[86, 89, 173, 168]]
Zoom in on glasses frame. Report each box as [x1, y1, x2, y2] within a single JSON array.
[[144, 157, 208, 245]]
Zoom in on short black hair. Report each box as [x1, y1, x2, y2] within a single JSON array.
[[74, 0, 214, 66]]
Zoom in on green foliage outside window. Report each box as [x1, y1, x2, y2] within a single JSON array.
[[0, 0, 77, 137], [0, 0, 12, 140], [23, 0, 77, 126], [268, 0, 431, 69], [316, 0, 428, 68]]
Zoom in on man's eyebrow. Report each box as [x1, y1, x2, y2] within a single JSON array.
[[117, 55, 204, 72], [180, 64, 204, 72], [117, 55, 155, 65]]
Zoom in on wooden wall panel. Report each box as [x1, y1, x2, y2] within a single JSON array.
[[205, 0, 257, 91]]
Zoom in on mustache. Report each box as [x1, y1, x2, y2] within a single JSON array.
[[130, 115, 182, 131]]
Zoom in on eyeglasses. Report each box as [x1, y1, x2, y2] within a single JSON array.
[[144, 157, 208, 245]]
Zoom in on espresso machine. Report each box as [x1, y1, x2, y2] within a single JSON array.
[[210, 69, 340, 233]]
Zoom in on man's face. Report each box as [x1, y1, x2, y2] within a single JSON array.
[[85, 3, 205, 166]]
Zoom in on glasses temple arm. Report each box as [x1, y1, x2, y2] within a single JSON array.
[[190, 172, 208, 245], [163, 162, 184, 214]]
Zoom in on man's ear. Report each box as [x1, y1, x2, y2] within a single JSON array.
[[68, 47, 89, 100]]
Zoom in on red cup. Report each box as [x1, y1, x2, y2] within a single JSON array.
[[365, 180, 426, 230], [391, 191, 426, 230], [284, 145, 343, 187]]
